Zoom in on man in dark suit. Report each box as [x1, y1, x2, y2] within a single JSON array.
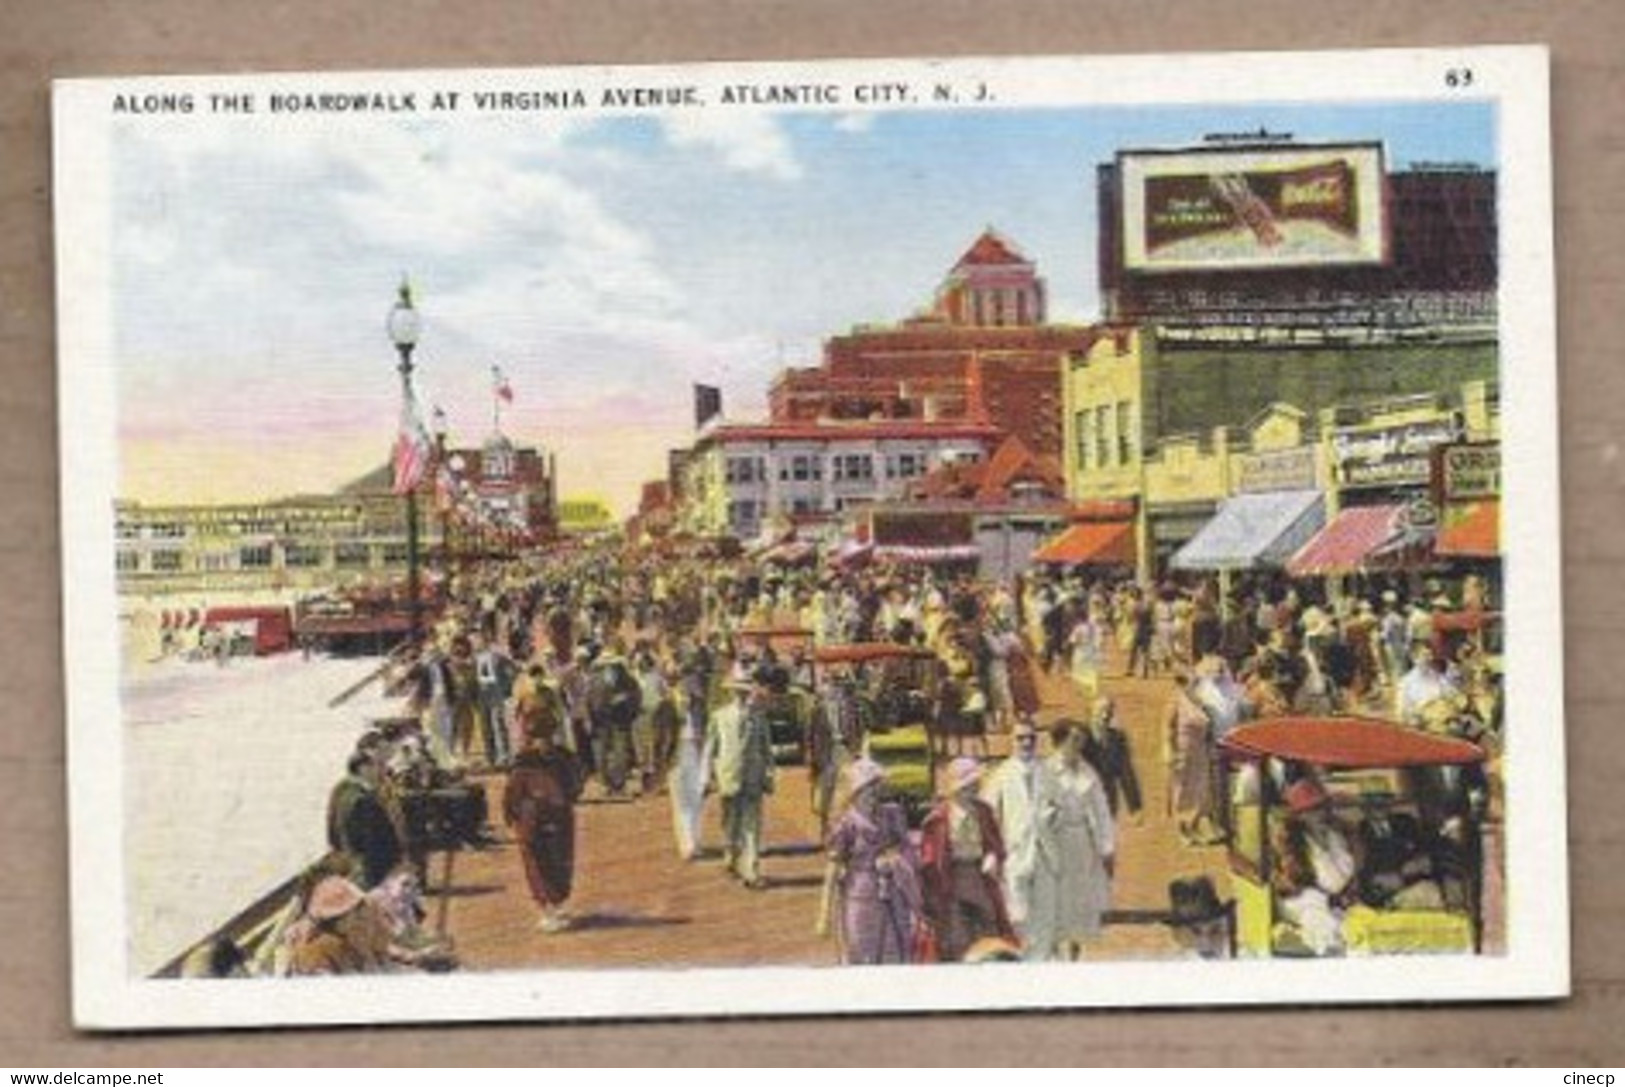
[[326, 748, 404, 889], [1076, 697, 1143, 821]]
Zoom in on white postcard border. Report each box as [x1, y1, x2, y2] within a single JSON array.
[[54, 45, 1566, 1030]]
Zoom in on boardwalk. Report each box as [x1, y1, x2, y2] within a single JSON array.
[[434, 660, 1234, 970]]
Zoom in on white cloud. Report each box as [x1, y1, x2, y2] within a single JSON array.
[[833, 112, 876, 134], [659, 112, 802, 180]]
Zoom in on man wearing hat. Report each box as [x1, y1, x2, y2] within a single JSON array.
[[708, 668, 777, 889]]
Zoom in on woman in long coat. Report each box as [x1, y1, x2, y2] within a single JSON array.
[[822, 758, 922, 964], [918, 757, 1015, 962], [1028, 721, 1116, 961], [503, 710, 583, 933]]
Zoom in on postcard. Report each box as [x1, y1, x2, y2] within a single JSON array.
[[54, 46, 1566, 1030]]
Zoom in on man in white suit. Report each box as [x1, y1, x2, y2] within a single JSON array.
[[709, 668, 777, 889], [982, 716, 1045, 952]]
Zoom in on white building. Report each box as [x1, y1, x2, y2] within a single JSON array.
[[680, 419, 999, 540]]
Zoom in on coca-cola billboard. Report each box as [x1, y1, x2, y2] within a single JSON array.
[[1120, 143, 1387, 272]]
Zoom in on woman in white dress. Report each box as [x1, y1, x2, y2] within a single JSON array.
[[1066, 608, 1104, 703], [668, 686, 713, 860]]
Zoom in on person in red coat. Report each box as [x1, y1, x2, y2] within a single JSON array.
[[919, 756, 1015, 962], [503, 708, 583, 933]]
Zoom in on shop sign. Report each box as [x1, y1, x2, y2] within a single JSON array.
[[1438, 443, 1501, 501], [1120, 143, 1386, 273], [1332, 419, 1460, 488], [1237, 446, 1317, 493]]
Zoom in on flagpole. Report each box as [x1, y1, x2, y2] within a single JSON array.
[[492, 364, 502, 437]]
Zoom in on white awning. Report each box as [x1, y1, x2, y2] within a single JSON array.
[[1171, 490, 1325, 571]]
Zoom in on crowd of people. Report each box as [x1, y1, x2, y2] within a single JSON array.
[[176, 538, 1502, 976]]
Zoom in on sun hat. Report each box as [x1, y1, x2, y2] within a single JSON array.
[[947, 756, 983, 793], [307, 876, 366, 921], [846, 757, 885, 796]]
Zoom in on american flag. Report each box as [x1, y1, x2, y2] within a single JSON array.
[[493, 364, 514, 403], [392, 395, 432, 495]]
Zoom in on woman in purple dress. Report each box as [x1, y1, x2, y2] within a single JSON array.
[[821, 758, 921, 965]]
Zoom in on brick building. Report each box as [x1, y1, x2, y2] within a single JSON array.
[[766, 229, 1094, 457]]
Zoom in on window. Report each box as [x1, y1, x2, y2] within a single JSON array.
[[239, 545, 273, 569], [833, 453, 874, 482], [1075, 410, 1092, 469], [284, 544, 324, 568], [151, 550, 184, 572], [335, 543, 371, 568], [782, 454, 820, 482], [887, 452, 927, 480], [1117, 401, 1134, 465], [381, 543, 409, 564], [727, 499, 760, 531], [115, 550, 139, 573], [1095, 405, 1112, 468], [725, 456, 764, 484]]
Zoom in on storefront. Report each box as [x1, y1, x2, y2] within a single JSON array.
[[1432, 442, 1502, 617]]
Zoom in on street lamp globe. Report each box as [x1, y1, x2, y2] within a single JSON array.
[[386, 279, 421, 352]]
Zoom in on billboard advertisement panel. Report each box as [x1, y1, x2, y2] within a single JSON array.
[[1120, 143, 1387, 272]]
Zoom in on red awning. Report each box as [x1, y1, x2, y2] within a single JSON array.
[[1032, 520, 1135, 566], [1436, 500, 1500, 558], [1286, 504, 1405, 577], [1220, 717, 1487, 769]]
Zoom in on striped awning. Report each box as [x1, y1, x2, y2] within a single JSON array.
[[872, 544, 982, 564], [1171, 490, 1325, 571], [1286, 504, 1406, 577]]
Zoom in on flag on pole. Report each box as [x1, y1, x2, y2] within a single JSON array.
[[493, 364, 514, 403], [392, 395, 432, 495]]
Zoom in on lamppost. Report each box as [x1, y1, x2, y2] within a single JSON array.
[[386, 279, 423, 647]]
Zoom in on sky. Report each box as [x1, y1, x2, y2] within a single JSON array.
[[111, 97, 1494, 515]]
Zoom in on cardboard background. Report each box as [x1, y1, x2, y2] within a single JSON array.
[[3, 0, 1618, 1065]]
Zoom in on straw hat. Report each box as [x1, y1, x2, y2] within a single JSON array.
[[306, 876, 366, 922]]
